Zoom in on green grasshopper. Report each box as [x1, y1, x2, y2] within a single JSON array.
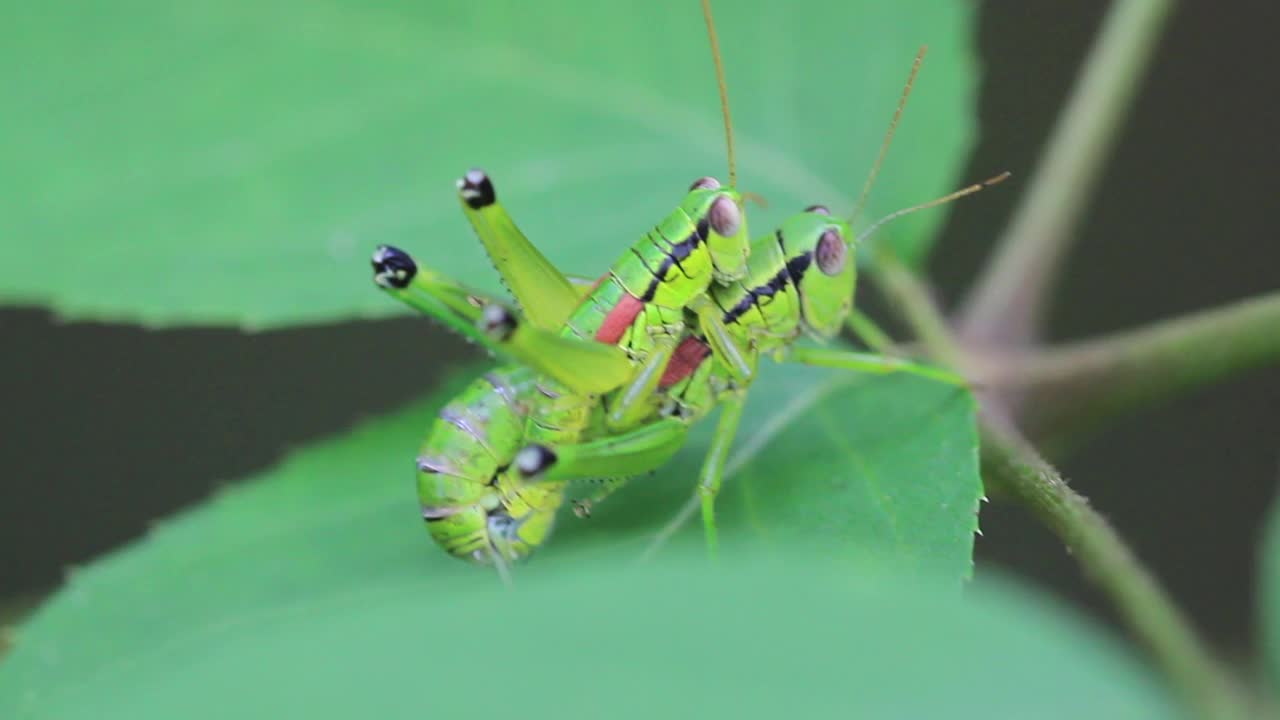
[[509, 178, 1006, 554], [370, 1, 762, 575], [372, 0, 1004, 572], [370, 164, 751, 577]]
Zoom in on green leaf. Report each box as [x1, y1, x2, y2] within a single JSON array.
[[2, 0, 976, 328], [586, 363, 982, 578], [0, 370, 1176, 718], [1, 531, 1176, 719], [0, 362, 986, 716]]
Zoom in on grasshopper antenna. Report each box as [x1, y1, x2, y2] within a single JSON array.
[[854, 172, 1012, 246], [701, 0, 737, 187], [848, 46, 927, 225]]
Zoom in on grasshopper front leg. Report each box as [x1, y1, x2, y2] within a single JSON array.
[[516, 387, 751, 559], [692, 390, 747, 557], [514, 417, 691, 484], [783, 345, 966, 387]]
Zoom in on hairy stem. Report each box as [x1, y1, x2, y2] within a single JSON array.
[[957, 0, 1174, 346], [871, 258, 1251, 719], [981, 421, 1251, 720], [982, 291, 1280, 443]]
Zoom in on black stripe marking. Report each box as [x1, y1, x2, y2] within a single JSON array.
[[656, 226, 694, 280], [722, 229, 814, 325], [785, 252, 813, 284], [643, 227, 671, 253], [722, 267, 790, 324], [630, 246, 660, 278], [640, 217, 709, 302]]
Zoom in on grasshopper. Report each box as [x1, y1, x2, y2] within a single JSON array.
[[370, 164, 751, 576], [371, 0, 1004, 572]]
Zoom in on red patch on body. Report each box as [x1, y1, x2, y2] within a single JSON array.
[[594, 292, 645, 344], [659, 337, 712, 389]]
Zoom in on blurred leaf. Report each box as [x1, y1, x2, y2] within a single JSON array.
[[2, 0, 976, 327], [2, 568, 1182, 720], [0, 361, 988, 714], [0, 547, 1178, 718]]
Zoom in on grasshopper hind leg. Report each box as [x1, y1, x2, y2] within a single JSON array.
[[455, 168, 581, 331], [513, 391, 751, 560], [372, 246, 635, 396]]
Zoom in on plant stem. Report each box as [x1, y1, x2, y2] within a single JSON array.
[[983, 291, 1280, 443], [957, 0, 1175, 346], [871, 257, 1251, 720], [981, 421, 1251, 720], [873, 252, 964, 368]]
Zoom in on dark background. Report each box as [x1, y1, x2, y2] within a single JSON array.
[[3, 1, 1277, 658]]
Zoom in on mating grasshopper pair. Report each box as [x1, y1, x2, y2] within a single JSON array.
[[370, 0, 1004, 578]]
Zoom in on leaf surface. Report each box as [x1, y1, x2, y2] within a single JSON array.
[[0, 366, 1183, 718], [1, 0, 976, 327]]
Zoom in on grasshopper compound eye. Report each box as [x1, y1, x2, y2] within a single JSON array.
[[708, 195, 742, 237], [514, 444, 557, 479], [371, 245, 417, 289], [815, 228, 847, 276], [478, 303, 518, 341], [804, 204, 831, 216], [456, 168, 496, 209], [688, 176, 721, 191]]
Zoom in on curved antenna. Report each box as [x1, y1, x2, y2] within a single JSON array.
[[854, 172, 1011, 245], [700, 0, 738, 187], [848, 46, 928, 224], [741, 190, 769, 209]]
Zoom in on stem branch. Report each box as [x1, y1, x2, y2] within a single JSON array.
[[981, 421, 1251, 720], [870, 258, 1250, 719], [984, 291, 1280, 442], [957, 0, 1174, 346]]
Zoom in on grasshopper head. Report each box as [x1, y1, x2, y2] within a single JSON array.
[[778, 207, 856, 338], [682, 176, 749, 284]]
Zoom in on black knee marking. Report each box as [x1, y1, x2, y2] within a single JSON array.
[[514, 444, 557, 479], [479, 303, 518, 341], [371, 245, 417, 289], [457, 168, 496, 209]]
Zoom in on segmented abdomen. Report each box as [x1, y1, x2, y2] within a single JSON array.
[[415, 367, 565, 564]]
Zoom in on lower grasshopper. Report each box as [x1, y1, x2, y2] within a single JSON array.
[[371, 167, 752, 575]]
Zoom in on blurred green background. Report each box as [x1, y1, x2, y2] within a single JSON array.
[[2, 0, 1277, 665]]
